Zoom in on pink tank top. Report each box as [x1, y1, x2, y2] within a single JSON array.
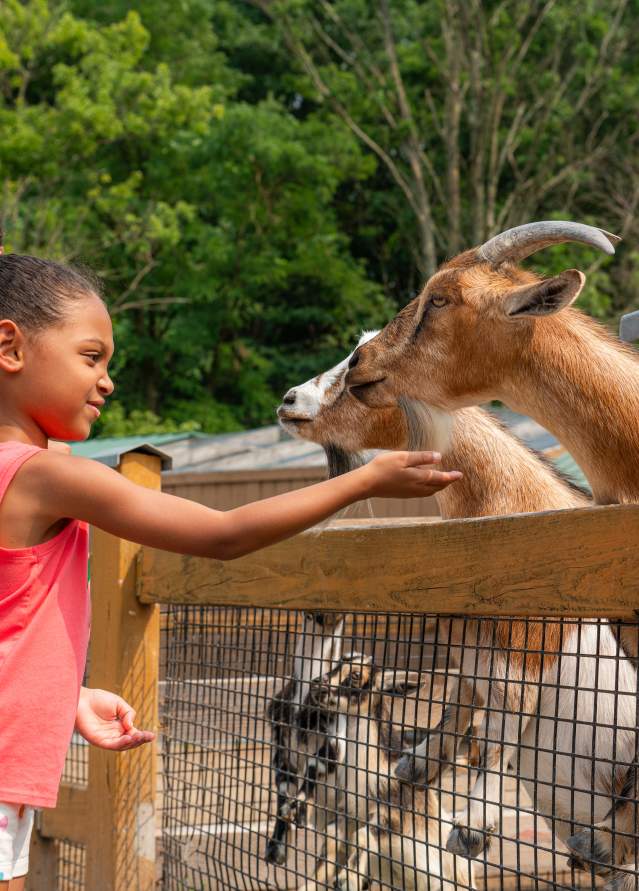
[[0, 441, 90, 808]]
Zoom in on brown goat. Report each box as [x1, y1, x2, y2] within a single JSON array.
[[343, 222, 639, 886], [281, 324, 638, 888]]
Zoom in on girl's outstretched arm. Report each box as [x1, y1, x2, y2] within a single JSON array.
[[20, 449, 461, 560]]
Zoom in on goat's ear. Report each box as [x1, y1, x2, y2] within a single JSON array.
[[505, 269, 585, 318], [378, 669, 422, 693]]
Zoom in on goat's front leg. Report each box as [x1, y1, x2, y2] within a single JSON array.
[[283, 739, 340, 828], [446, 687, 530, 859], [296, 816, 354, 891], [335, 824, 373, 891], [266, 793, 293, 865], [395, 676, 476, 785], [266, 751, 303, 865], [268, 737, 340, 864]]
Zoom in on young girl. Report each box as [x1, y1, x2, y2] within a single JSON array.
[[0, 248, 461, 889]]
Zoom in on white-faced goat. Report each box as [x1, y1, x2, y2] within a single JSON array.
[[279, 333, 638, 890], [293, 649, 477, 891]]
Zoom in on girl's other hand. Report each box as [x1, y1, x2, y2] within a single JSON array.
[[361, 450, 462, 499], [75, 687, 155, 751]]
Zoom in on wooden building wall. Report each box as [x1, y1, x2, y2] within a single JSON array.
[[162, 467, 440, 518]]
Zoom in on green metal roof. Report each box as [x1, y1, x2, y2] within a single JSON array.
[[67, 432, 207, 469]]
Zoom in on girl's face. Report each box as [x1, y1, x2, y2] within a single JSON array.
[[22, 291, 115, 441]]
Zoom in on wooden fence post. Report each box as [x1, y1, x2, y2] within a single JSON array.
[[26, 825, 58, 891], [84, 451, 162, 890]]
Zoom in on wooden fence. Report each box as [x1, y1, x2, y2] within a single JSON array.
[[26, 447, 639, 890]]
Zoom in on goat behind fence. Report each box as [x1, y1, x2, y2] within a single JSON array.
[[160, 606, 639, 891]]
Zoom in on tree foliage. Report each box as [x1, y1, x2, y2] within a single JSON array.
[[1, 0, 638, 435]]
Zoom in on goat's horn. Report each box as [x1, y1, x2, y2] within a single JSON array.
[[477, 221, 620, 265]]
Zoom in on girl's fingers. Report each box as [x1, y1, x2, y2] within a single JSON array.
[[101, 729, 155, 750], [405, 450, 442, 466], [117, 703, 136, 732], [419, 469, 463, 484]]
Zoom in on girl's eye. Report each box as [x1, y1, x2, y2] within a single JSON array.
[[431, 295, 447, 308], [85, 354, 101, 363]]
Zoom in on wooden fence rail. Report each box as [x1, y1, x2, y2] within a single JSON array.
[[138, 505, 639, 618], [27, 448, 639, 890]]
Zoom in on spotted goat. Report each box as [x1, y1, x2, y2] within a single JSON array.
[[293, 648, 477, 891]]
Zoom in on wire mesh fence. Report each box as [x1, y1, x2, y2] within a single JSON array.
[[160, 606, 639, 891], [57, 841, 86, 890]]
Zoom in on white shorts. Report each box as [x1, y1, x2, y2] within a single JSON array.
[[0, 803, 34, 880]]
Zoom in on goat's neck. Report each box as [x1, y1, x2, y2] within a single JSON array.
[[292, 620, 343, 705], [436, 407, 587, 519], [501, 310, 639, 504]]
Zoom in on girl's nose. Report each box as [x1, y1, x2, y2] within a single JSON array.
[[99, 373, 115, 396]]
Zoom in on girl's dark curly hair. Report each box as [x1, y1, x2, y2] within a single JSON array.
[[0, 225, 104, 337]]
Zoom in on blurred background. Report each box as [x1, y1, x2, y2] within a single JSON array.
[[1, 0, 637, 437]]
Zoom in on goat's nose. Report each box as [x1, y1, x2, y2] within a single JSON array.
[[348, 350, 360, 370], [282, 389, 297, 405]]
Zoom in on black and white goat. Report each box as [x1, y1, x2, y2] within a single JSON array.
[[265, 611, 345, 865]]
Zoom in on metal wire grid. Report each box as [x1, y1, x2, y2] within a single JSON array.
[[56, 840, 86, 890], [160, 607, 639, 890], [61, 644, 91, 789]]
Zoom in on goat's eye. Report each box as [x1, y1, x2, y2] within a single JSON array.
[[430, 295, 447, 308]]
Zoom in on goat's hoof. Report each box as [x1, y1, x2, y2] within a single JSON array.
[[566, 829, 612, 876], [281, 800, 305, 827], [395, 753, 426, 784], [446, 824, 492, 859], [265, 838, 286, 866]]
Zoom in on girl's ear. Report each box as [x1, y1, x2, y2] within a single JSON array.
[[505, 269, 585, 318], [0, 320, 25, 372]]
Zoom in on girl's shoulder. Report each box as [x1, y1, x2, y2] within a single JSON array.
[[0, 442, 71, 550]]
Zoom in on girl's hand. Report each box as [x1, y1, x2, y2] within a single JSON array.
[[360, 450, 462, 499], [75, 687, 155, 751]]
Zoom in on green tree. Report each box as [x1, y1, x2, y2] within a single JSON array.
[[1, 0, 388, 433], [246, 0, 639, 317]]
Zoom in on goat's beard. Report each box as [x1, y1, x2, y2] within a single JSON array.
[[398, 397, 452, 455], [324, 443, 364, 479], [323, 398, 452, 481]]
